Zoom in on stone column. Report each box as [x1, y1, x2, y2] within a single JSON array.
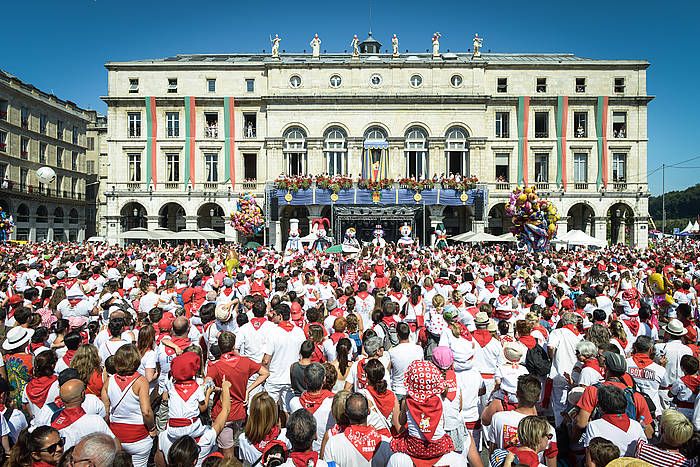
[[29, 226, 36, 242], [78, 227, 85, 242], [105, 215, 121, 244], [428, 205, 445, 246], [307, 206, 323, 232], [147, 215, 159, 231], [593, 216, 608, 245], [472, 220, 486, 233], [307, 139, 324, 176], [48, 227, 54, 242], [556, 217, 569, 238], [634, 217, 649, 249], [347, 141, 363, 178], [185, 215, 198, 231], [428, 139, 444, 179]]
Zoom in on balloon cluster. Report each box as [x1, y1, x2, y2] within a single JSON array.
[[505, 186, 559, 252], [230, 193, 264, 236], [0, 207, 15, 242]]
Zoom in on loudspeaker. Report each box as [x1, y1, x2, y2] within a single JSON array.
[[270, 195, 279, 221]]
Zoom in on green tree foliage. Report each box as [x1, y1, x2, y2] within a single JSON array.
[[649, 184, 700, 232]]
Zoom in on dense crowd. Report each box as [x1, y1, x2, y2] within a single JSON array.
[[0, 237, 699, 467]]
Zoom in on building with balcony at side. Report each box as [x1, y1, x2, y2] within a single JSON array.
[[86, 114, 108, 239], [0, 68, 92, 242], [102, 34, 652, 248]]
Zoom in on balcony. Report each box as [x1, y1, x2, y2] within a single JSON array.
[[164, 182, 180, 190], [574, 182, 588, 190], [535, 132, 549, 139], [203, 182, 218, 190], [495, 182, 511, 190], [535, 182, 550, 190], [613, 181, 627, 191], [127, 182, 142, 191], [242, 181, 257, 190], [205, 126, 218, 139]]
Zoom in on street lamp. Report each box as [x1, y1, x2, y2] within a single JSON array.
[[210, 208, 215, 217], [133, 208, 138, 217]]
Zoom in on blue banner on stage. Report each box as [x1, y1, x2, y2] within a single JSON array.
[[276, 187, 484, 207]]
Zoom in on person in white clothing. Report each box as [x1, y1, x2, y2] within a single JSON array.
[[238, 392, 291, 467], [547, 312, 583, 426], [281, 409, 329, 467], [387, 322, 423, 401], [289, 363, 335, 452], [235, 300, 276, 364], [625, 336, 666, 417]]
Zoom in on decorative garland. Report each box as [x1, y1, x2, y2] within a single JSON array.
[[440, 176, 479, 191], [230, 193, 264, 236]]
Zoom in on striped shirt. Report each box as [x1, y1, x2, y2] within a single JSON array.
[[636, 440, 696, 467]]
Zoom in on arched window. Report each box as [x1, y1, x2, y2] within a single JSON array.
[[36, 205, 48, 224], [324, 127, 347, 176], [69, 209, 79, 225], [284, 127, 307, 176], [362, 127, 388, 180], [17, 204, 29, 223], [53, 207, 64, 224], [405, 127, 428, 179], [445, 126, 470, 176]]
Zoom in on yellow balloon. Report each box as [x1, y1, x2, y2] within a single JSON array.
[[524, 187, 532, 194]]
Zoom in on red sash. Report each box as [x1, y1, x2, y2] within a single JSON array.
[[51, 406, 86, 430], [344, 425, 382, 461], [110, 421, 149, 443], [407, 395, 442, 440], [298, 390, 334, 414], [25, 375, 57, 408]]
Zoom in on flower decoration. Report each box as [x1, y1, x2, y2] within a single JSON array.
[[440, 176, 479, 191], [0, 207, 14, 242], [316, 175, 353, 194], [505, 186, 559, 252], [356, 178, 394, 193], [230, 193, 264, 236], [398, 178, 435, 192], [274, 176, 312, 193]]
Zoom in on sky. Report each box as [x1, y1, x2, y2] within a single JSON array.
[[1, 0, 697, 195]]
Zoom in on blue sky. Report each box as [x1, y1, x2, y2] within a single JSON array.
[[1, 0, 697, 195]]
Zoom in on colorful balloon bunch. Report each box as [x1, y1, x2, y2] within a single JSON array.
[[505, 186, 559, 252], [0, 207, 15, 242], [230, 193, 264, 236]]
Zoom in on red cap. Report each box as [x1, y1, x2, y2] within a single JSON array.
[[170, 352, 201, 382], [291, 302, 303, 320], [561, 298, 575, 310]]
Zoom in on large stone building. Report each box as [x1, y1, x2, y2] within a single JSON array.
[[86, 113, 108, 238], [0, 69, 92, 242], [102, 34, 651, 248]]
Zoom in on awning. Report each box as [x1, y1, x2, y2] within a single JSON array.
[[120, 228, 168, 240], [363, 141, 389, 149]]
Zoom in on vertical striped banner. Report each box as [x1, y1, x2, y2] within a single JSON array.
[[224, 97, 236, 187], [517, 96, 530, 185], [184, 96, 196, 189], [596, 96, 609, 189], [145, 97, 157, 188], [556, 96, 568, 189]]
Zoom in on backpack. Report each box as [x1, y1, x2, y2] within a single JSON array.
[[524, 344, 552, 378], [591, 382, 638, 420], [378, 321, 400, 350]]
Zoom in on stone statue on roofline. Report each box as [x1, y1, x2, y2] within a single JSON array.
[[271, 34, 281, 59], [432, 32, 441, 57], [392, 34, 399, 57], [473, 33, 483, 58], [310, 33, 321, 59], [351, 35, 360, 58]]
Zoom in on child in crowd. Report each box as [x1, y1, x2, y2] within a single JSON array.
[[491, 342, 528, 409], [669, 354, 700, 419]]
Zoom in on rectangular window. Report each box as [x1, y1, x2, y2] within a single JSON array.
[[129, 78, 139, 93], [87, 137, 95, 151], [495, 154, 509, 182], [128, 154, 142, 182], [244, 114, 257, 138], [288, 153, 304, 176], [246, 79, 255, 93], [614, 77, 625, 93], [21, 106, 29, 129], [574, 153, 588, 183], [495, 112, 510, 138], [20, 137, 29, 159], [56, 175, 63, 195], [40, 114, 48, 134], [71, 178, 77, 197], [612, 153, 627, 181], [534, 111, 549, 138], [575, 77, 586, 93], [536, 78, 547, 93], [497, 77, 507, 93], [72, 126, 78, 144], [40, 143, 47, 164], [0, 130, 7, 152], [86, 160, 95, 174], [0, 162, 7, 181], [57, 121, 64, 140], [207, 79, 216, 93], [406, 151, 427, 179], [573, 112, 588, 138], [168, 78, 178, 93], [128, 112, 141, 137], [166, 112, 180, 137], [71, 152, 78, 171], [244, 153, 257, 180], [166, 154, 180, 181], [205, 154, 218, 182], [204, 112, 218, 138], [0, 99, 7, 120], [613, 111, 627, 138], [20, 168, 28, 191], [535, 153, 549, 182], [56, 148, 64, 167]]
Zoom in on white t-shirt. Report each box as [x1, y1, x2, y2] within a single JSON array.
[[235, 320, 276, 363], [98, 339, 129, 363], [581, 417, 646, 457], [625, 357, 666, 416], [387, 452, 467, 467], [656, 340, 693, 387], [22, 379, 60, 417], [323, 429, 393, 467], [31, 394, 106, 428], [0, 407, 27, 444], [388, 342, 423, 396], [495, 363, 529, 395], [486, 410, 556, 465], [263, 325, 306, 386], [58, 413, 115, 449], [456, 368, 484, 422], [439, 332, 476, 372], [548, 327, 583, 382], [289, 396, 334, 453]]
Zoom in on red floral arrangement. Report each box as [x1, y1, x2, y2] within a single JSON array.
[[441, 176, 479, 191], [316, 175, 353, 194], [274, 175, 312, 193], [398, 178, 435, 192], [357, 178, 394, 192]]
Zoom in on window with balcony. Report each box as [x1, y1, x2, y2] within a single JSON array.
[[128, 112, 141, 138], [57, 121, 64, 140], [0, 130, 6, 152], [40, 114, 48, 134], [244, 154, 257, 181], [574, 112, 588, 138], [614, 77, 625, 93], [612, 153, 627, 182], [0, 99, 7, 120], [166, 154, 180, 182], [20, 137, 29, 159], [128, 154, 142, 182], [535, 153, 549, 183], [129, 78, 139, 93], [71, 152, 78, 171], [613, 112, 627, 138], [497, 77, 507, 93], [72, 126, 78, 144], [446, 127, 469, 176], [495, 112, 510, 138], [534, 112, 549, 138], [405, 128, 428, 180], [57, 148, 64, 167], [40, 143, 47, 164], [204, 113, 218, 138], [244, 113, 257, 138], [324, 128, 346, 176], [166, 112, 180, 137], [205, 154, 218, 182], [207, 79, 216, 93], [536, 77, 547, 93], [167, 78, 178, 93], [246, 79, 255, 93], [575, 77, 586, 93], [21, 107, 29, 129], [284, 127, 306, 176], [495, 153, 510, 184]]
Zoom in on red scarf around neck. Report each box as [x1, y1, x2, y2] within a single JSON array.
[[631, 353, 653, 369], [407, 395, 443, 441], [278, 321, 295, 332], [472, 329, 493, 347], [253, 424, 281, 452], [366, 385, 396, 419], [563, 324, 580, 336], [51, 406, 86, 430], [289, 451, 319, 467], [444, 369, 458, 402], [602, 413, 631, 431], [114, 372, 140, 391], [25, 375, 57, 407], [624, 317, 640, 336], [250, 317, 267, 330], [682, 375, 700, 394], [583, 358, 604, 376], [344, 424, 382, 461], [174, 379, 199, 401], [519, 335, 537, 350], [330, 332, 346, 344], [298, 390, 334, 414], [63, 349, 77, 365], [614, 337, 628, 350]]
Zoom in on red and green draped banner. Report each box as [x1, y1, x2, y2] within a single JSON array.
[[556, 96, 568, 189], [517, 96, 530, 185], [596, 96, 609, 189], [224, 97, 236, 187], [145, 97, 157, 188], [184, 96, 196, 189]]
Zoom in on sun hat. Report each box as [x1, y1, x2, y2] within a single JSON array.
[[465, 293, 477, 305], [664, 319, 688, 337], [474, 312, 490, 326], [215, 304, 232, 322], [431, 346, 454, 370], [405, 360, 446, 403], [487, 319, 498, 333], [2, 327, 32, 351], [503, 342, 524, 362], [443, 305, 459, 322]]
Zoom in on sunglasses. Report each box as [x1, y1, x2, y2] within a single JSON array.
[[38, 437, 65, 454]]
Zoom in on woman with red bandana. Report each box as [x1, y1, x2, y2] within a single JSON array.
[[22, 350, 59, 418], [359, 359, 400, 438], [239, 392, 291, 466]]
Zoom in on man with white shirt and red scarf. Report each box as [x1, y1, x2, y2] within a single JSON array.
[[289, 363, 334, 452]]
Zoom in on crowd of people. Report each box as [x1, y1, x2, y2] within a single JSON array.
[[0, 236, 699, 467]]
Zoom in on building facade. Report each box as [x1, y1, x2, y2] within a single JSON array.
[[86, 114, 108, 238], [103, 37, 651, 248], [0, 69, 91, 242]]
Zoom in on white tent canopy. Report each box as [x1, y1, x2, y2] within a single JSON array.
[[694, 221, 700, 232], [461, 232, 503, 243], [497, 232, 517, 242], [681, 221, 694, 234], [556, 229, 606, 247], [449, 231, 476, 242]]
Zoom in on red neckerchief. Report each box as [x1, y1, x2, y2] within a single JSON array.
[[631, 353, 653, 369], [25, 375, 57, 407], [381, 316, 396, 327], [289, 451, 319, 467], [252, 424, 281, 452], [114, 372, 140, 391], [444, 369, 458, 402], [174, 379, 199, 401], [614, 337, 628, 350], [164, 337, 192, 356], [366, 385, 397, 419], [357, 291, 370, 299], [278, 321, 295, 332], [602, 413, 631, 431], [497, 294, 511, 305], [583, 357, 604, 376], [28, 342, 45, 353], [344, 425, 382, 461], [220, 352, 240, 365], [31, 461, 56, 467], [63, 349, 77, 365], [222, 287, 233, 296], [299, 390, 334, 414], [519, 335, 536, 350], [681, 375, 700, 394], [472, 329, 493, 347], [563, 324, 580, 336], [624, 317, 640, 336], [407, 395, 442, 440], [311, 344, 326, 363], [250, 317, 267, 331], [330, 308, 343, 318], [456, 322, 472, 341], [330, 332, 346, 344], [51, 406, 86, 430], [507, 447, 540, 467], [484, 284, 495, 293]]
